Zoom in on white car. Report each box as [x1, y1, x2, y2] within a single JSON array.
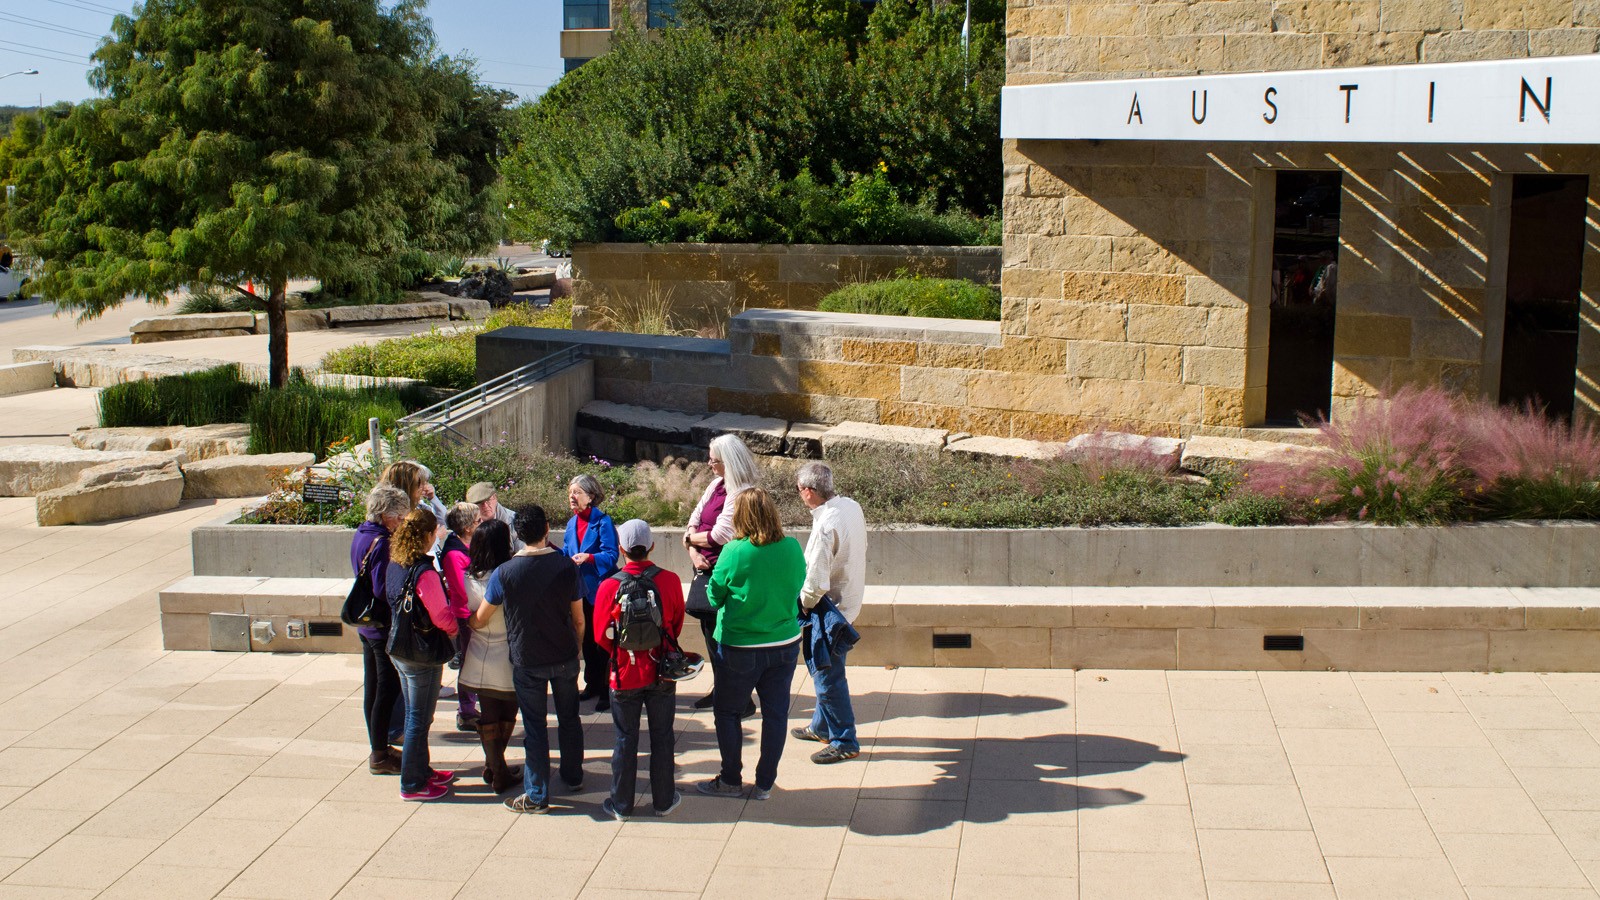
[[540, 239, 571, 258]]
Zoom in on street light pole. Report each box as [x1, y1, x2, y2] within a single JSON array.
[[0, 69, 41, 82]]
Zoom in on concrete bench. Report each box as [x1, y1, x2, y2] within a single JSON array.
[[158, 576, 1600, 672]]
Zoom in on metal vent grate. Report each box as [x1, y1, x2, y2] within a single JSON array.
[[1263, 634, 1305, 652], [932, 633, 973, 650], [308, 621, 343, 638]]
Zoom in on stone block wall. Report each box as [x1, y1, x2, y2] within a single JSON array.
[[571, 242, 1001, 331], [1003, 1, 1600, 432]]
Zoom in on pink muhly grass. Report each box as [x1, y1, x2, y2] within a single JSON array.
[[1460, 401, 1600, 487]]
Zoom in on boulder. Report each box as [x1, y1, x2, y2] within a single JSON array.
[[253, 310, 329, 332], [1062, 431, 1185, 472], [173, 423, 253, 460], [326, 301, 449, 325], [72, 426, 182, 453], [181, 452, 315, 499], [635, 440, 708, 464], [783, 422, 829, 459], [310, 373, 425, 391], [820, 421, 949, 459], [575, 427, 633, 463], [36, 455, 185, 526], [945, 435, 1070, 461], [130, 312, 256, 334], [576, 401, 706, 445], [509, 269, 556, 291], [1180, 435, 1330, 478], [449, 298, 492, 320], [455, 269, 513, 304], [0, 360, 56, 396], [690, 412, 788, 455], [0, 445, 179, 496], [17, 347, 232, 388]]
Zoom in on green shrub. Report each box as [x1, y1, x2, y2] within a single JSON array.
[[319, 300, 574, 390], [97, 364, 258, 427], [247, 379, 427, 459], [176, 287, 238, 315], [819, 275, 1001, 321]]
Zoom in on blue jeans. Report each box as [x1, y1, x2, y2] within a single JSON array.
[[712, 640, 799, 790], [392, 658, 444, 793], [610, 680, 676, 815], [513, 658, 584, 805], [807, 641, 859, 752]]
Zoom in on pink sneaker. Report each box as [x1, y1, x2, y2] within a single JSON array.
[[401, 782, 450, 801], [429, 769, 457, 787]]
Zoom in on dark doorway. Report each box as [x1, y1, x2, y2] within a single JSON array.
[[1500, 174, 1588, 422], [1265, 171, 1343, 425]]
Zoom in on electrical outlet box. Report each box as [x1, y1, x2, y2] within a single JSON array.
[[285, 619, 307, 640]]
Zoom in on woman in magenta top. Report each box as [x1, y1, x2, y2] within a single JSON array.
[[683, 434, 761, 710], [385, 508, 460, 801], [441, 503, 481, 731]]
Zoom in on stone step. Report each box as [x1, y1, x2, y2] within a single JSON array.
[[158, 576, 1600, 672]]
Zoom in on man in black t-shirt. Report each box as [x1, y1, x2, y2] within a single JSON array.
[[484, 505, 585, 814]]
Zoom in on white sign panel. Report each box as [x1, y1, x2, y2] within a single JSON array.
[[1001, 55, 1600, 144]]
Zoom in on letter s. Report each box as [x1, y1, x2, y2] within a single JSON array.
[[1263, 87, 1278, 124]]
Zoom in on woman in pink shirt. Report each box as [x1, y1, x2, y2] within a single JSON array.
[[386, 508, 460, 801], [441, 503, 479, 732]]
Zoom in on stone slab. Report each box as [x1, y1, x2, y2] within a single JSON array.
[[575, 400, 707, 444], [14, 347, 234, 388], [309, 373, 425, 391], [575, 426, 633, 463], [0, 445, 156, 496], [35, 455, 185, 525], [784, 422, 829, 459], [1064, 431, 1185, 472], [690, 412, 789, 455], [509, 269, 556, 291], [131, 328, 253, 344], [0, 361, 56, 396], [181, 452, 315, 499], [821, 421, 949, 459], [326, 301, 448, 325], [71, 426, 183, 453], [172, 423, 253, 460], [1181, 435, 1329, 478], [944, 435, 1070, 461], [255, 310, 331, 332], [130, 312, 256, 333], [448, 298, 492, 320]]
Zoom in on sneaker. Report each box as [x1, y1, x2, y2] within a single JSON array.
[[811, 745, 861, 765], [561, 777, 584, 793], [505, 794, 549, 814], [654, 790, 683, 817], [696, 776, 744, 799], [601, 797, 628, 821], [790, 726, 827, 743], [429, 769, 458, 787], [401, 783, 450, 801], [691, 694, 714, 710], [594, 699, 610, 713], [455, 712, 479, 733], [750, 784, 773, 801]]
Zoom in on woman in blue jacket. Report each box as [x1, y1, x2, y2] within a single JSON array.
[[563, 473, 619, 711]]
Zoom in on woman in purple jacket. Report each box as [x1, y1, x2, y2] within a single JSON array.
[[352, 485, 412, 775]]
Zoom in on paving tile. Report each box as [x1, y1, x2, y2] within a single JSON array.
[[0, 747, 88, 788], [1278, 728, 1393, 768], [1373, 711, 1494, 748], [1180, 743, 1297, 785], [828, 845, 959, 900], [219, 843, 369, 900], [1307, 806, 1445, 858], [953, 871, 1077, 898], [1207, 883, 1337, 900], [969, 737, 1075, 781], [702, 865, 833, 900], [1197, 829, 1329, 883], [1463, 889, 1600, 900], [962, 775, 1085, 825], [1172, 709, 1282, 745], [1079, 802, 1198, 854], [454, 856, 594, 900], [1417, 787, 1558, 835], [845, 798, 965, 847], [1394, 746, 1521, 788], [77, 789, 219, 841], [1545, 810, 1600, 861], [585, 835, 724, 893], [8, 765, 147, 812], [1078, 850, 1205, 899], [1439, 833, 1591, 888], [1295, 765, 1419, 809], [1511, 768, 1600, 812], [331, 876, 462, 900], [1486, 729, 1600, 769], [0, 805, 93, 857], [144, 814, 294, 871], [1077, 758, 1192, 802], [957, 821, 1078, 877], [99, 863, 240, 900], [1189, 783, 1312, 830], [1326, 856, 1468, 900], [722, 821, 845, 870], [4, 834, 160, 892]]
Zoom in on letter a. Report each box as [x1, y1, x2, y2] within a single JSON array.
[[1127, 93, 1143, 125]]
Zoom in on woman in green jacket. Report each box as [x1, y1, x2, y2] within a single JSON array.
[[697, 488, 807, 801]]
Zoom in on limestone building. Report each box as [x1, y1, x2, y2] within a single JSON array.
[[1001, 2, 1600, 434]]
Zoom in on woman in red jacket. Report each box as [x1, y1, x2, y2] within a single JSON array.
[[593, 518, 685, 820]]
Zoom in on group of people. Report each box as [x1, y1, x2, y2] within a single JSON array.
[[350, 435, 869, 819]]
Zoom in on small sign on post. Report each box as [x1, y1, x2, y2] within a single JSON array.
[[368, 417, 383, 471], [302, 481, 343, 506]]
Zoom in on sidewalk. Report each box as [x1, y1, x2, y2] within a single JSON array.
[[1, 497, 1599, 898]]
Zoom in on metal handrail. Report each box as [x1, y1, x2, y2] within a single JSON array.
[[398, 344, 582, 432]]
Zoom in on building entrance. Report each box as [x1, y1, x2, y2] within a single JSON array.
[[1499, 174, 1588, 422], [1265, 170, 1343, 425]]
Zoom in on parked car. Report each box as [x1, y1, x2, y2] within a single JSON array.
[[540, 238, 571, 258]]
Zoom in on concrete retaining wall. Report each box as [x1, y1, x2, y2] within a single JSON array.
[[193, 513, 1600, 588], [423, 360, 594, 453]]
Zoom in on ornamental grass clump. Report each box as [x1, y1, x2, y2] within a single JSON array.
[[97, 364, 258, 427], [1312, 386, 1471, 524], [1461, 402, 1600, 519]]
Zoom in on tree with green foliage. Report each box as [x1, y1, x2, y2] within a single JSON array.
[[0, 0, 509, 387], [501, 0, 1003, 249]]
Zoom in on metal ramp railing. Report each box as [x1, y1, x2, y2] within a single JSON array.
[[397, 344, 583, 446]]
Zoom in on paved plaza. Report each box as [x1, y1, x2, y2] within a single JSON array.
[[1, 497, 1599, 898]]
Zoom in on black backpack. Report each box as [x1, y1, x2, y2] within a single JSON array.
[[610, 566, 665, 653]]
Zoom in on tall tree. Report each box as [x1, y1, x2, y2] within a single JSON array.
[[1, 0, 507, 387]]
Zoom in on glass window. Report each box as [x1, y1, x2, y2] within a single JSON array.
[[563, 57, 592, 73], [1499, 174, 1588, 422], [1265, 170, 1342, 425], [564, 0, 609, 29], [647, 0, 678, 28]]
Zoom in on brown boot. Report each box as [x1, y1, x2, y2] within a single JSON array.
[[478, 723, 506, 789], [368, 749, 401, 775], [492, 722, 523, 793]]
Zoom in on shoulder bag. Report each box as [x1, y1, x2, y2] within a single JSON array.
[[340, 540, 389, 629], [386, 563, 457, 666]]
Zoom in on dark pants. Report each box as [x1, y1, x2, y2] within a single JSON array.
[[513, 658, 584, 805], [581, 603, 609, 697], [609, 680, 677, 815], [712, 641, 799, 791], [360, 634, 401, 756]]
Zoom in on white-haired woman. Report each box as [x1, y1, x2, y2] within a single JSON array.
[[563, 473, 619, 711], [683, 433, 761, 714], [351, 484, 412, 775]]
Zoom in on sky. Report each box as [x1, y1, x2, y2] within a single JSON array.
[[0, 0, 566, 106]]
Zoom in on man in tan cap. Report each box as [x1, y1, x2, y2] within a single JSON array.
[[468, 482, 524, 552]]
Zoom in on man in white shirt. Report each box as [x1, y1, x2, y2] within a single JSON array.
[[792, 461, 867, 764]]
